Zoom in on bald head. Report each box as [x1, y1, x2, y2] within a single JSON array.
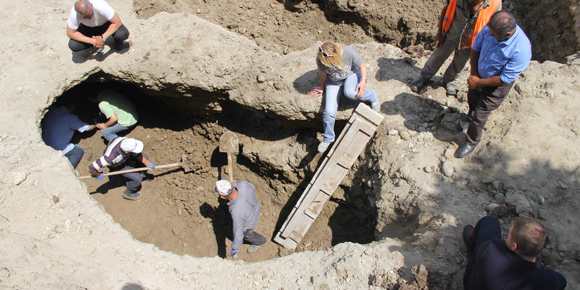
[[489, 11, 517, 40], [74, 0, 92, 16]]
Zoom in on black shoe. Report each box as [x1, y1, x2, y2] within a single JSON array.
[[411, 76, 429, 93], [456, 143, 476, 158], [463, 225, 475, 253], [123, 189, 142, 200]]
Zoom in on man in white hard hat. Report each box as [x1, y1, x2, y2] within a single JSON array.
[[215, 179, 266, 259], [88, 137, 155, 200]]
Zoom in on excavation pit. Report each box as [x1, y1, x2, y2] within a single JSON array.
[[44, 79, 383, 262]]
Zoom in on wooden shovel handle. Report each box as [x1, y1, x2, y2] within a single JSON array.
[[227, 151, 233, 183], [79, 163, 181, 180]]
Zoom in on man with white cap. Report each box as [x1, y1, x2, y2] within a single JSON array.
[[88, 137, 155, 200], [215, 179, 266, 259]]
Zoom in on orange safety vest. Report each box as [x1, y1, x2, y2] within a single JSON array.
[[441, 0, 500, 46]]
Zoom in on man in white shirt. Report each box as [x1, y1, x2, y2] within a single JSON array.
[[66, 0, 130, 52]]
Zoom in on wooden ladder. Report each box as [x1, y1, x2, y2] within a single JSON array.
[[274, 103, 384, 250]]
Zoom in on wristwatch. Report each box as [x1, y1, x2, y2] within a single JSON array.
[[101, 35, 107, 42]]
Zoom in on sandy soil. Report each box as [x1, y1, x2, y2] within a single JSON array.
[[0, 0, 580, 288]]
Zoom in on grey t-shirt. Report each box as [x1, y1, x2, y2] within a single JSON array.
[[228, 181, 261, 250], [316, 46, 363, 82]]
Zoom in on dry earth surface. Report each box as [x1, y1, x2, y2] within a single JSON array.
[[1, 0, 580, 289]]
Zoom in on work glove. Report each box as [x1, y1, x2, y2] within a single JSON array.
[[147, 163, 156, 171], [93, 173, 104, 181], [231, 249, 239, 259]]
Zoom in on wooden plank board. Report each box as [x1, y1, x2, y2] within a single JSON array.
[[274, 103, 384, 249]]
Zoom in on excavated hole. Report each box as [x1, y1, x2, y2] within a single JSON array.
[[42, 76, 391, 262]]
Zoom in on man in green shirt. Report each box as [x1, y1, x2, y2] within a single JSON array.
[[89, 89, 138, 142]]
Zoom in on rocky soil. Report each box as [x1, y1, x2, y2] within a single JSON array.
[[0, 0, 580, 289]]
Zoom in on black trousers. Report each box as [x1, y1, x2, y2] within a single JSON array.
[[68, 22, 130, 52], [466, 82, 514, 146]]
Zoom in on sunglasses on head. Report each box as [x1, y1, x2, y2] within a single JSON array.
[[319, 46, 333, 58]]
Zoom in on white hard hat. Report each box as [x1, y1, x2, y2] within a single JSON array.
[[120, 138, 144, 154], [215, 179, 236, 196]]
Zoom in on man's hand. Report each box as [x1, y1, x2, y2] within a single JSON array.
[[92, 36, 105, 48], [309, 86, 323, 98], [87, 124, 97, 131], [467, 76, 481, 89], [434, 32, 444, 48], [355, 81, 366, 98], [147, 163, 156, 171], [91, 172, 104, 180], [96, 123, 107, 130], [231, 249, 239, 259]]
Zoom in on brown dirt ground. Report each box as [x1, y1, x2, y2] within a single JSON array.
[[132, 0, 378, 55], [70, 83, 373, 262]]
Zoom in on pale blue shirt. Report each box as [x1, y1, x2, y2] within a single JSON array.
[[472, 25, 532, 84]]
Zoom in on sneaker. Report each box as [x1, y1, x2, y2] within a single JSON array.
[[371, 101, 381, 112], [445, 81, 457, 96], [453, 118, 470, 134], [95, 46, 104, 54], [318, 141, 331, 153], [122, 189, 142, 200], [248, 243, 264, 253], [411, 76, 429, 93], [463, 225, 475, 253]]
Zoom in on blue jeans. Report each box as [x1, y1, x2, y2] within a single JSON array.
[[323, 70, 378, 143], [64, 145, 85, 169], [101, 123, 130, 142]]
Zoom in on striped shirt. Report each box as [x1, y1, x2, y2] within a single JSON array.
[[88, 137, 142, 172]]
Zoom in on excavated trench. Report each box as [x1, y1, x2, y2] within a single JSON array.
[[133, 0, 580, 62], [44, 75, 382, 262]]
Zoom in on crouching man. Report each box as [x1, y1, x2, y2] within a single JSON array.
[[67, 0, 130, 53], [463, 216, 567, 289], [88, 137, 155, 200], [215, 179, 267, 259]]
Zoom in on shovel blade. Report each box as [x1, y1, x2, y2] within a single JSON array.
[[181, 154, 192, 172], [219, 130, 239, 154]]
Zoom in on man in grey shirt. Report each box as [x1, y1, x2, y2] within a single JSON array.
[[215, 179, 266, 259]]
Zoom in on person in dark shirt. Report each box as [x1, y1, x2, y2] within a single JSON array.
[[463, 216, 567, 290]]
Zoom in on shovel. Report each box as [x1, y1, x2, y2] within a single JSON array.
[[79, 154, 192, 180], [219, 130, 239, 183]]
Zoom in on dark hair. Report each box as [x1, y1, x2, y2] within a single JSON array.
[[511, 216, 546, 258], [489, 11, 517, 38]]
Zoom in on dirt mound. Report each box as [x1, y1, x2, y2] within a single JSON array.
[[1, 0, 580, 288], [134, 0, 580, 63]]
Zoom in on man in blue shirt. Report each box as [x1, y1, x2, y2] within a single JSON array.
[[42, 103, 96, 168], [455, 11, 532, 158]]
